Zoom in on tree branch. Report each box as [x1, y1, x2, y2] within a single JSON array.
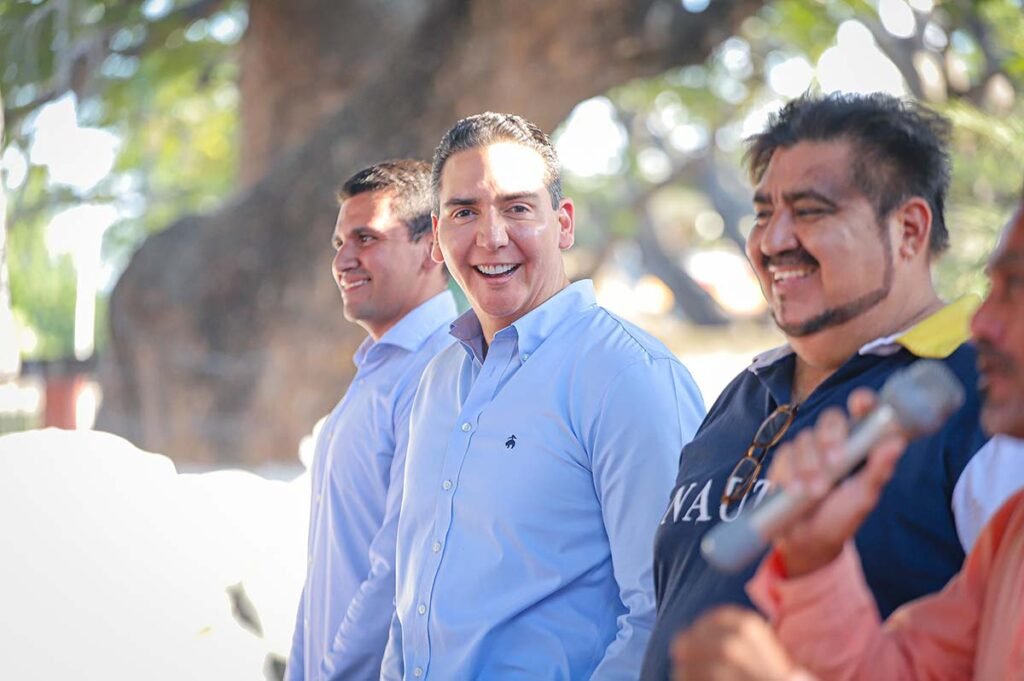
[[3, 0, 229, 133]]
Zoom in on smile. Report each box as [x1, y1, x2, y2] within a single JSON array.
[[342, 279, 370, 290], [769, 266, 816, 283], [474, 264, 520, 277]]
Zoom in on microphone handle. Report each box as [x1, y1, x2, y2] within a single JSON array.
[[701, 404, 898, 573]]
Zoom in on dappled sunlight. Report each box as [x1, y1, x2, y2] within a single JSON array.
[[817, 21, 906, 96], [684, 249, 766, 317], [27, 95, 120, 192], [556, 98, 627, 178]]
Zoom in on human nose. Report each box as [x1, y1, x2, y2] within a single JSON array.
[[758, 209, 799, 256], [476, 210, 510, 251], [971, 291, 1005, 345], [333, 240, 357, 273]]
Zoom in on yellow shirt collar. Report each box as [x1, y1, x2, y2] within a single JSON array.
[[894, 295, 980, 359]]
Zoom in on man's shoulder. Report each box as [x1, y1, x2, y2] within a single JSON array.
[[402, 325, 455, 376], [866, 340, 983, 432], [699, 362, 769, 425], [412, 339, 464, 394], [567, 305, 681, 367], [382, 326, 456, 408]]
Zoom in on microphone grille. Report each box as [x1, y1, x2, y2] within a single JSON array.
[[881, 360, 966, 436]]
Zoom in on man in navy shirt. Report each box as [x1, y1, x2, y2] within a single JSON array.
[[641, 93, 1014, 679]]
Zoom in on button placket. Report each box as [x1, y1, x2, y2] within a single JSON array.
[[409, 336, 519, 679]]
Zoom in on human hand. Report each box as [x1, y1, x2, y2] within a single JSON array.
[[767, 388, 909, 577], [671, 606, 805, 681]]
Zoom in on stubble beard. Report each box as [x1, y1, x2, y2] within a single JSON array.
[[772, 225, 894, 338], [977, 341, 1024, 438]]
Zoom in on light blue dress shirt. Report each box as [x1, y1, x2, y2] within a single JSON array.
[[382, 281, 705, 681], [287, 291, 456, 681]]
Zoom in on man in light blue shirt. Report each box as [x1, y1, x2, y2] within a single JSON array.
[[287, 160, 456, 681], [382, 113, 705, 680]]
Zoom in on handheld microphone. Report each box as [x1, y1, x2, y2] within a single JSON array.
[[701, 359, 965, 573]]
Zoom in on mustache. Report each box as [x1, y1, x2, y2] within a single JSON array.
[[762, 249, 819, 269], [976, 340, 1016, 375]]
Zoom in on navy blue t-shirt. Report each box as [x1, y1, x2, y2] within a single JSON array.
[[640, 344, 987, 680]]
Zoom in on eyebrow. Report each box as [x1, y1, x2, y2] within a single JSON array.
[[497, 191, 541, 203], [332, 226, 378, 244], [443, 197, 478, 208], [752, 189, 839, 208], [442, 191, 541, 208]]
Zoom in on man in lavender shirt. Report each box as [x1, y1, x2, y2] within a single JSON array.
[[286, 160, 456, 681]]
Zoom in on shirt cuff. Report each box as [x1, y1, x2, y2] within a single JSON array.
[[747, 542, 874, 623]]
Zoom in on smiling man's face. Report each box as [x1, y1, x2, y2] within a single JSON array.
[[331, 190, 433, 340], [746, 140, 895, 339], [432, 142, 574, 341]]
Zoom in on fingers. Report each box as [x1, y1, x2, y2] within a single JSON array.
[[847, 388, 877, 420], [672, 607, 794, 681], [814, 407, 848, 469], [768, 406, 849, 500], [821, 434, 906, 538], [792, 429, 828, 498], [857, 432, 909, 497]]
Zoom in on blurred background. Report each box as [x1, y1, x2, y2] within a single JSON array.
[[1, 0, 1022, 678]]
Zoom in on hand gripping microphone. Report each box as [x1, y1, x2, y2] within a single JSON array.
[[701, 359, 965, 573]]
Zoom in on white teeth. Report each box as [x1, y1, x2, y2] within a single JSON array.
[[343, 280, 369, 290], [476, 264, 516, 276], [770, 268, 813, 282]]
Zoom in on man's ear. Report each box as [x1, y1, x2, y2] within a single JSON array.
[[420, 237, 444, 275], [430, 214, 445, 264], [892, 196, 932, 261], [557, 198, 575, 250]]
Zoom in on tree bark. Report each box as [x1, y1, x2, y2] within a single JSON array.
[[98, 0, 763, 465]]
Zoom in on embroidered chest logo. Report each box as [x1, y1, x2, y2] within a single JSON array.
[[505, 434, 517, 450]]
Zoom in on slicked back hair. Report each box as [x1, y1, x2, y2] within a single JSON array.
[[338, 159, 433, 242], [431, 112, 563, 212], [746, 92, 952, 255]]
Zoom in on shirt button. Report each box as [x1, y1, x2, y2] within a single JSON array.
[[413, 667, 423, 678], [442, 480, 453, 491], [417, 604, 427, 615], [522, 353, 530, 361], [432, 541, 441, 553], [460, 422, 471, 432]]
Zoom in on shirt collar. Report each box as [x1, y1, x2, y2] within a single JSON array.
[[450, 280, 597, 363], [859, 294, 979, 358], [748, 295, 979, 374], [354, 290, 457, 367]]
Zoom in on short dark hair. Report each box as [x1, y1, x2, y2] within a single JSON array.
[[745, 93, 952, 255], [431, 112, 563, 212], [337, 159, 432, 242]]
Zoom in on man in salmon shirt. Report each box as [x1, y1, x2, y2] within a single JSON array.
[[671, 193, 1024, 680]]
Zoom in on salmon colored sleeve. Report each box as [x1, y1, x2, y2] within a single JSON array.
[[746, 535, 995, 681]]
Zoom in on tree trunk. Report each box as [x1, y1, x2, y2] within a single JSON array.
[[98, 0, 763, 465], [0, 87, 19, 380]]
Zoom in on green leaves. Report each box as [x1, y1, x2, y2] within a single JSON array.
[[1, 0, 243, 359]]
